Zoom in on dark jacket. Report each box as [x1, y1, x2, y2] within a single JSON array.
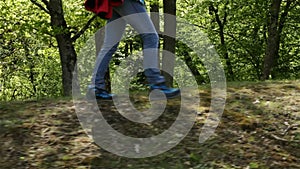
[[84, 0, 124, 19]]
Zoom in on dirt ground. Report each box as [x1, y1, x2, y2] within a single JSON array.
[[0, 80, 299, 169]]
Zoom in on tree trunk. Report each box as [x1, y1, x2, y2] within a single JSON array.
[[209, 2, 234, 80], [47, 0, 78, 96], [262, 0, 293, 80], [220, 25, 234, 80], [30, 0, 97, 96], [182, 48, 204, 84], [262, 0, 282, 80], [162, 0, 176, 87], [150, 0, 160, 33]]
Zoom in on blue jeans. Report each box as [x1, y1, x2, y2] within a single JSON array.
[[91, 0, 165, 90]]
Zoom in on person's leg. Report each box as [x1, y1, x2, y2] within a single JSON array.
[[91, 12, 126, 90], [89, 0, 179, 100], [113, 0, 165, 84], [87, 12, 126, 99], [111, 0, 179, 99]]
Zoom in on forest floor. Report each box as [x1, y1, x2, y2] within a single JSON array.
[[0, 80, 300, 169]]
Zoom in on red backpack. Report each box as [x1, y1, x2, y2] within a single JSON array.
[[84, 0, 124, 19]]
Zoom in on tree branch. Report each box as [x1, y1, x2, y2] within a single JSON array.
[[71, 15, 97, 42], [30, 0, 49, 14], [209, 4, 223, 28]]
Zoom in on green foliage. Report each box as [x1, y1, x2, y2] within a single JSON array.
[[0, 0, 103, 100], [0, 0, 61, 100], [1, 0, 299, 100], [177, 0, 300, 80]]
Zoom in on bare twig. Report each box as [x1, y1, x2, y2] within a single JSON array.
[[283, 124, 300, 135], [271, 134, 300, 143], [271, 134, 289, 142]]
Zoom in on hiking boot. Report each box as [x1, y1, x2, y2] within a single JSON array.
[[86, 87, 115, 100], [149, 83, 180, 99]]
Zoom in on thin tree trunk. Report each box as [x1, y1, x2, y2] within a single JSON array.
[[262, 0, 282, 80], [181, 48, 204, 84], [162, 0, 176, 86], [209, 2, 234, 80], [150, 0, 160, 33]]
